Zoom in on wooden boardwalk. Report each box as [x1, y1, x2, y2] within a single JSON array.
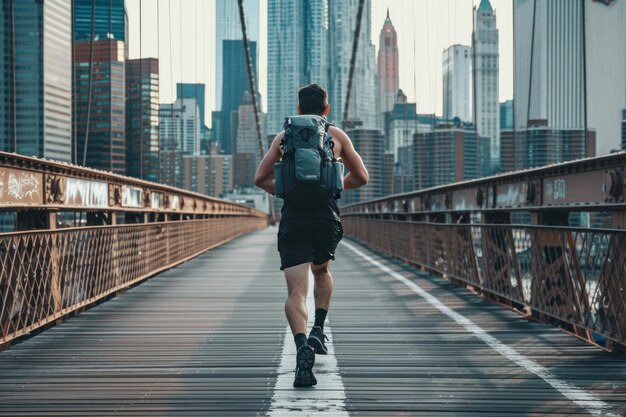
[[1, 227, 625, 416]]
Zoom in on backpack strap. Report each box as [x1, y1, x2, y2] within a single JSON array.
[[323, 122, 335, 153]]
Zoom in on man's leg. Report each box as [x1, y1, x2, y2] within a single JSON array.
[[284, 262, 317, 387], [311, 261, 333, 311], [308, 261, 333, 354], [284, 263, 310, 337]]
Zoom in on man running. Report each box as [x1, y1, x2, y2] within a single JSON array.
[[255, 83, 369, 387]]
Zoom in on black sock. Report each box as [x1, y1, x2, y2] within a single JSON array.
[[314, 309, 328, 330], [294, 333, 308, 350]]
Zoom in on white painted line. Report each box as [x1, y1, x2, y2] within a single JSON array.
[[341, 240, 622, 417], [268, 273, 349, 417]]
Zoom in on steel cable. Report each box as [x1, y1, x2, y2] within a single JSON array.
[[342, 0, 365, 125]]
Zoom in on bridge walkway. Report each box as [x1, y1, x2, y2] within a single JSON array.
[[0, 227, 625, 416]]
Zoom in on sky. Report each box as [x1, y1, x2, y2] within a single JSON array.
[[126, 0, 514, 128]]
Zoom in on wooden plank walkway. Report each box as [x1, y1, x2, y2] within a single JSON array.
[[0, 227, 625, 416]]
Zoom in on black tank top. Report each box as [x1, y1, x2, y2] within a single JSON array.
[[280, 198, 341, 222]]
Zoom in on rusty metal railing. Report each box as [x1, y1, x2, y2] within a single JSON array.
[[0, 152, 267, 350], [343, 152, 626, 352]]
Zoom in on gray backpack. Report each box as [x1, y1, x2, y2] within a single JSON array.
[[274, 115, 343, 207]]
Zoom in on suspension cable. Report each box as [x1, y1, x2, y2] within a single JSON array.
[[156, 0, 161, 182], [168, 0, 174, 181], [526, 0, 537, 130], [523, 0, 537, 171], [236, 0, 264, 159], [139, 0, 143, 178], [82, 0, 96, 166], [342, 0, 365, 125], [10, 0, 17, 152], [472, 1, 478, 170], [237, 0, 274, 219], [194, 0, 198, 156]]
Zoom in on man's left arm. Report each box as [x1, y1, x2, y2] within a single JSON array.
[[254, 132, 283, 195]]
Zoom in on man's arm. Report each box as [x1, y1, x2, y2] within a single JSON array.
[[254, 132, 283, 195], [330, 127, 369, 190]]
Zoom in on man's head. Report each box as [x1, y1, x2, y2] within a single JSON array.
[[298, 84, 330, 117]]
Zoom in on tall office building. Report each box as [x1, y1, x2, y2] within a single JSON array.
[[126, 58, 159, 182], [159, 99, 201, 156], [329, 0, 377, 128], [341, 122, 385, 205], [622, 109, 626, 150], [74, 40, 125, 174], [514, 0, 626, 155], [233, 91, 265, 188], [500, 100, 514, 130], [74, 0, 126, 42], [473, 0, 500, 168], [376, 10, 399, 118], [0, 0, 72, 161], [182, 154, 233, 197], [414, 122, 490, 190], [177, 83, 206, 128], [220, 40, 257, 154], [442, 45, 472, 123], [267, 0, 330, 135], [500, 120, 595, 172], [215, 0, 259, 111]]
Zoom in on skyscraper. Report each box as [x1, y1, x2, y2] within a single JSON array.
[[215, 0, 259, 111], [514, 0, 626, 155], [442, 45, 472, 123], [341, 122, 385, 205], [74, 40, 126, 174], [74, 0, 126, 42], [414, 122, 490, 190], [233, 91, 265, 188], [159, 98, 201, 156], [376, 10, 399, 118], [177, 83, 206, 128], [473, 0, 500, 168], [267, 0, 330, 135], [220, 40, 257, 154], [126, 58, 159, 182], [329, 0, 377, 127], [500, 100, 514, 130], [0, 0, 72, 161]]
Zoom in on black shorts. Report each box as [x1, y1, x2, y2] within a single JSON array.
[[277, 218, 344, 270]]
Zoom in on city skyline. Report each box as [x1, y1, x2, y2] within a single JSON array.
[[125, 0, 514, 128]]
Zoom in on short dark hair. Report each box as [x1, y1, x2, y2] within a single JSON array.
[[298, 84, 328, 115]]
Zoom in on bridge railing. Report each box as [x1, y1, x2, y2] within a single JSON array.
[[343, 152, 626, 352], [0, 152, 267, 350]]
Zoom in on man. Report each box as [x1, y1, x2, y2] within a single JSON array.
[[255, 83, 369, 387]]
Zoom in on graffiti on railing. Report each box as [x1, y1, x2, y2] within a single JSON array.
[[0, 168, 43, 204]]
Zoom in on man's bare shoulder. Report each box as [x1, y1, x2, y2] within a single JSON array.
[[327, 125, 351, 143]]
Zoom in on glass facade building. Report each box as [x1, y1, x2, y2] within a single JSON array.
[[267, 0, 330, 135], [0, 0, 72, 161], [215, 0, 259, 111], [414, 126, 490, 190], [74, 0, 126, 42], [126, 58, 159, 182], [500, 122, 596, 172], [74, 40, 126, 174], [220, 40, 257, 154]]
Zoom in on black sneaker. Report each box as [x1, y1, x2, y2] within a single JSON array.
[[293, 345, 316, 387], [307, 326, 329, 355]]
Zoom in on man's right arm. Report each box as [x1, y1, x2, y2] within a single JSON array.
[[254, 132, 283, 195], [331, 127, 369, 190]]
